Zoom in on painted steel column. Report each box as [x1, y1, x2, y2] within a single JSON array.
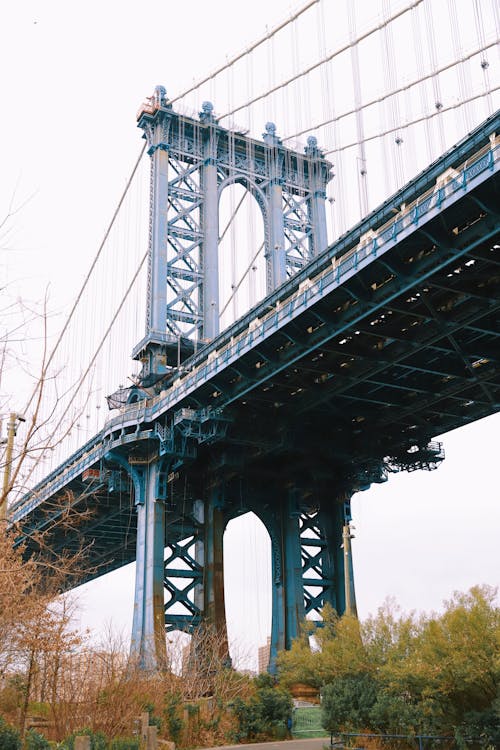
[[309, 187, 328, 257], [203, 487, 229, 659], [192, 498, 205, 620], [342, 522, 358, 617], [317, 497, 350, 616], [200, 102, 219, 341], [267, 491, 304, 672], [283, 491, 305, 642], [130, 460, 167, 670], [263, 122, 286, 291], [305, 136, 329, 257], [268, 519, 284, 673], [268, 181, 286, 290], [201, 153, 219, 339], [148, 142, 169, 336]]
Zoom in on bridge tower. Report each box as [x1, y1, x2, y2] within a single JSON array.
[[125, 86, 339, 671]]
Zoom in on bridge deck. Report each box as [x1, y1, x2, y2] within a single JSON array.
[[11, 113, 500, 586]]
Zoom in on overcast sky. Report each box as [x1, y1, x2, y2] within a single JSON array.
[[1, 0, 498, 670]]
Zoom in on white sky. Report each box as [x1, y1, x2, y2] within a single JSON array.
[[1, 0, 499, 671]]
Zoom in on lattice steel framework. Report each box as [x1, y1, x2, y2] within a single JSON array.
[[132, 86, 332, 385]]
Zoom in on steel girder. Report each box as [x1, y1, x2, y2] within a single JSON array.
[[11, 112, 500, 676]]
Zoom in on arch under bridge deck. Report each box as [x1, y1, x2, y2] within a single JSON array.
[[10, 112, 500, 620]]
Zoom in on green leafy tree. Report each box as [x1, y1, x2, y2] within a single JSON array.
[[280, 586, 499, 742], [368, 690, 428, 736], [321, 673, 378, 731], [163, 693, 184, 744], [410, 585, 499, 740], [278, 606, 368, 688]]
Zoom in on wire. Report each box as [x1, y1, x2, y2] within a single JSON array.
[[21, 143, 147, 417], [171, 0, 319, 105], [283, 39, 499, 142], [23, 249, 149, 485], [323, 86, 500, 156], [220, 242, 265, 319], [217, 0, 424, 122]]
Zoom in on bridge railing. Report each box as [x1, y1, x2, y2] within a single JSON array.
[[148, 139, 498, 408], [10, 137, 499, 521]]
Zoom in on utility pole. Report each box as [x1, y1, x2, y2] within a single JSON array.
[[1, 412, 25, 521]]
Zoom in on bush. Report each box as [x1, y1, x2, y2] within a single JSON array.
[[108, 739, 140, 750], [61, 728, 107, 750], [24, 728, 51, 750], [0, 716, 21, 750], [163, 693, 184, 743], [321, 673, 378, 732], [231, 682, 293, 741]]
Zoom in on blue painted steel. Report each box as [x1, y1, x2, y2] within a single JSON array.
[[130, 458, 169, 670], [201, 153, 220, 339], [11, 118, 499, 523], [135, 91, 332, 370], [9, 113, 500, 674], [261, 492, 304, 671]]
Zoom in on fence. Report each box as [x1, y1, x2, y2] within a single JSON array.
[[292, 706, 328, 738]]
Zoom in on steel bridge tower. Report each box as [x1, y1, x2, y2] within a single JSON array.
[[118, 86, 358, 671]]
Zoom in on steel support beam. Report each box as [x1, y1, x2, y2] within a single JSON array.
[[203, 486, 230, 656], [130, 458, 168, 670], [306, 137, 329, 256], [201, 119, 220, 340], [263, 490, 303, 672]]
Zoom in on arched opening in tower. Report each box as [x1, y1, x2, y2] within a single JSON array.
[[218, 182, 266, 332]]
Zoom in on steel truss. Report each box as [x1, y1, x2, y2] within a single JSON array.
[[135, 88, 332, 383]]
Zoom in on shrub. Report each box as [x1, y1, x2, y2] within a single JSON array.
[[231, 682, 293, 741], [61, 728, 107, 750], [108, 739, 140, 750], [0, 716, 21, 750], [24, 728, 51, 750], [163, 693, 184, 743]]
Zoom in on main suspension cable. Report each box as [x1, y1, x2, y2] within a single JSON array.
[[283, 39, 499, 142], [24, 249, 149, 485], [22, 143, 147, 417], [323, 86, 500, 156], [217, 0, 424, 122], [171, 0, 318, 105]]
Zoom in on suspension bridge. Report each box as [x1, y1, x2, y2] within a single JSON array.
[[2, 0, 499, 672]]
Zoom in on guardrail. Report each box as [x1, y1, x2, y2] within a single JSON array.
[[10, 135, 499, 521]]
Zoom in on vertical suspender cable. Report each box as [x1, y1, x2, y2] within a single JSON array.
[[348, 0, 369, 219], [473, 0, 493, 114], [424, 0, 446, 154]]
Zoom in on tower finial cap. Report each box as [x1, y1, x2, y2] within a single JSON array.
[[263, 121, 281, 145], [154, 85, 168, 107], [200, 100, 215, 123]]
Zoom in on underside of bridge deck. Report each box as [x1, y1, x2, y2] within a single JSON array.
[[12, 116, 500, 672]]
